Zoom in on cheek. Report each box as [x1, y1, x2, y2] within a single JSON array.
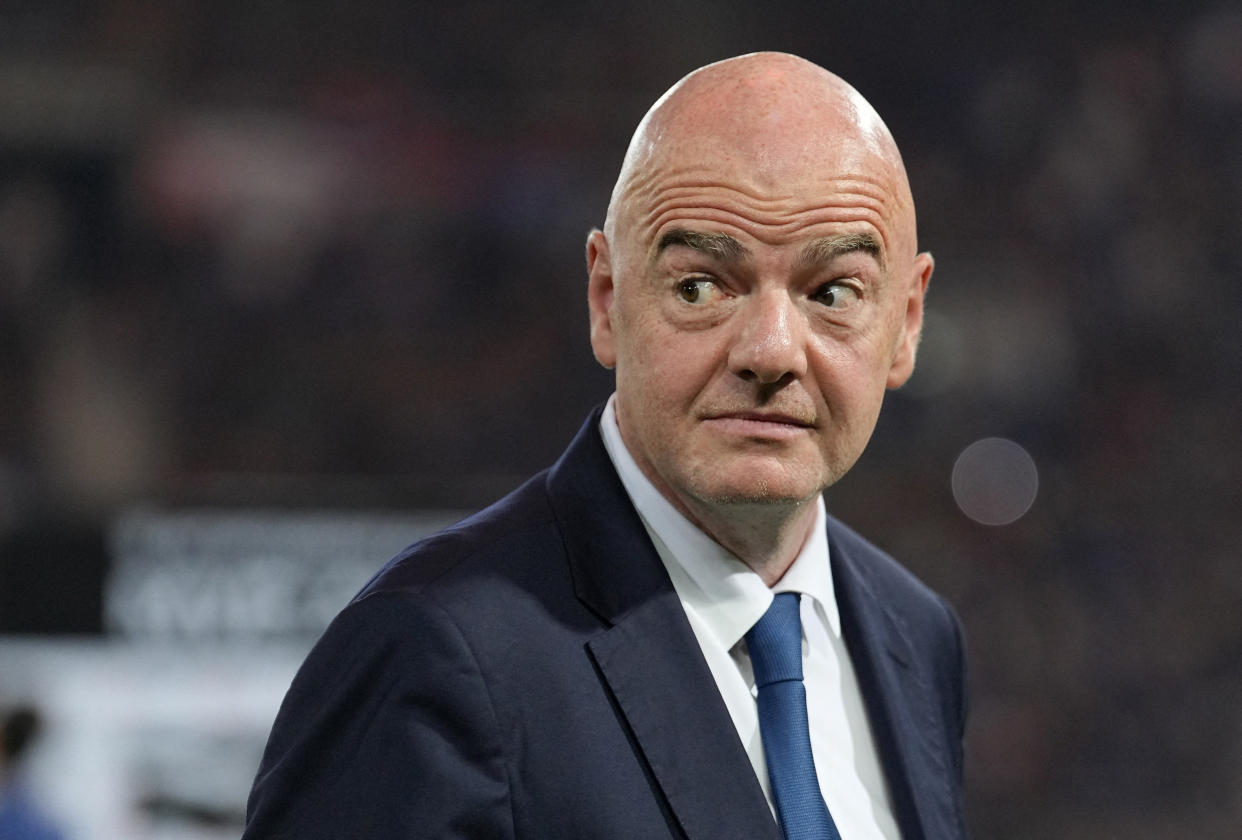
[[621, 339, 701, 410], [809, 339, 891, 414], [616, 297, 720, 397]]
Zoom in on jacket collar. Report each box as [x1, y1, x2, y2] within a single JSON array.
[[830, 523, 959, 840], [546, 408, 781, 840]]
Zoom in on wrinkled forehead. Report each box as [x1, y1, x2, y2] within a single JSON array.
[[607, 57, 916, 259]]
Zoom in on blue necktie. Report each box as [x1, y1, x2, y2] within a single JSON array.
[[745, 592, 842, 840]]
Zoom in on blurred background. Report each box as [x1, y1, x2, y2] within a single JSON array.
[[1, 1, 1240, 838]]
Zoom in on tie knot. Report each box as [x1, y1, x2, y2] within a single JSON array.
[[745, 592, 804, 688]]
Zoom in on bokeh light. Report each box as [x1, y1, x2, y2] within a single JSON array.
[[951, 437, 1039, 526]]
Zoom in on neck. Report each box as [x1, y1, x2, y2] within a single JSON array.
[[678, 495, 820, 587]]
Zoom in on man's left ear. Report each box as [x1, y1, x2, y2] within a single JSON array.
[[886, 251, 934, 389]]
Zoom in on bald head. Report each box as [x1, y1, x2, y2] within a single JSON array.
[[584, 51, 935, 547], [604, 52, 918, 268]]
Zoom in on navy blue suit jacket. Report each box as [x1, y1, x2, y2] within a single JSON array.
[[244, 409, 968, 839]]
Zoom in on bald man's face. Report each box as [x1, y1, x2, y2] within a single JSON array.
[[587, 60, 932, 516]]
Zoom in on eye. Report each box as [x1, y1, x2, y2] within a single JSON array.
[[676, 277, 719, 304], [812, 281, 860, 310]]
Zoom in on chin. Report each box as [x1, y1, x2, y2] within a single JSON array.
[[686, 468, 826, 508], [703, 490, 813, 507]]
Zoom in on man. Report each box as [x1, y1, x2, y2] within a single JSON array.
[[244, 52, 966, 839]]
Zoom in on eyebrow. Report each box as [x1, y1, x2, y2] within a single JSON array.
[[799, 232, 884, 268], [655, 229, 749, 262], [656, 228, 883, 269]]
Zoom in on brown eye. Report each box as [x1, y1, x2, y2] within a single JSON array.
[[677, 278, 711, 304], [812, 282, 860, 310]]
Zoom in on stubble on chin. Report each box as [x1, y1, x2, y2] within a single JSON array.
[[675, 455, 827, 510]]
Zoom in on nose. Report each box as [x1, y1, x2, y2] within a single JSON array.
[[727, 290, 808, 385]]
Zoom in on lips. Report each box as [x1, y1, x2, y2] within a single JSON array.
[[699, 409, 817, 442], [709, 411, 813, 427]]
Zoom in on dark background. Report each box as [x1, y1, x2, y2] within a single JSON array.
[[1, 2, 1240, 837]]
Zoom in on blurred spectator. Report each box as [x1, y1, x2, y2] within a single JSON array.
[[0, 705, 67, 840]]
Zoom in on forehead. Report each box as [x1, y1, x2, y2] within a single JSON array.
[[623, 153, 907, 262], [608, 58, 916, 263]]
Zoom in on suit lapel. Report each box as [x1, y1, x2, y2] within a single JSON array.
[[587, 595, 781, 840], [830, 526, 953, 840], [546, 411, 779, 840]]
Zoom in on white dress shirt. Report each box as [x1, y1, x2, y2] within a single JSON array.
[[599, 397, 901, 840]]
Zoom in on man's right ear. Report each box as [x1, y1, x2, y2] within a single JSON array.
[[586, 229, 617, 369]]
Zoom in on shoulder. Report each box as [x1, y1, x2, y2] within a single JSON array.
[[246, 486, 563, 837], [825, 511, 951, 619], [333, 460, 600, 664], [825, 511, 966, 706], [354, 469, 563, 602]]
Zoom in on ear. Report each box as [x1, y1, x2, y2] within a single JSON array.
[[586, 229, 618, 369], [886, 250, 934, 389]]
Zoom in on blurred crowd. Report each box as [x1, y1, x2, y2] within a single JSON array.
[[0, 2, 1240, 838]]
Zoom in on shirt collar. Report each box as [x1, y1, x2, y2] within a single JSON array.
[[598, 395, 840, 651]]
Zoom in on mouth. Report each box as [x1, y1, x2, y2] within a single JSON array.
[[702, 411, 815, 439], [712, 411, 813, 427]]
